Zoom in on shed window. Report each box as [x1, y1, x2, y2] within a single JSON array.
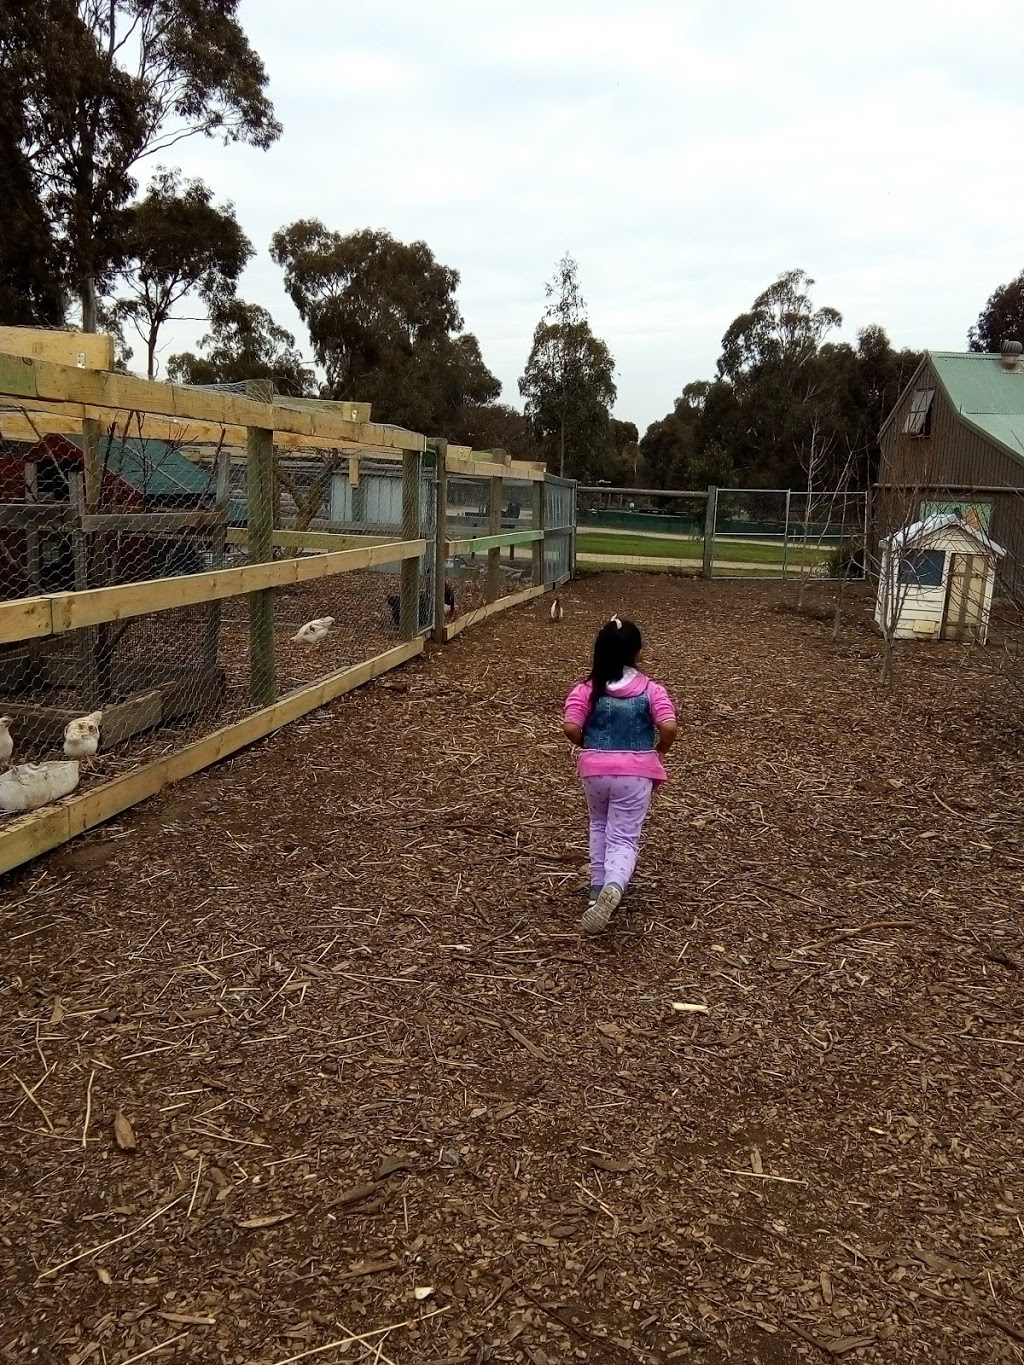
[[898, 548, 945, 587], [903, 388, 934, 436]]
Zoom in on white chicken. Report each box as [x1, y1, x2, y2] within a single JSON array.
[[550, 595, 564, 622], [0, 761, 80, 814], [0, 716, 13, 766], [292, 616, 334, 645], [63, 711, 102, 760]]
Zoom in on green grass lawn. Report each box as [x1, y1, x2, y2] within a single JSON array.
[[576, 531, 829, 568]]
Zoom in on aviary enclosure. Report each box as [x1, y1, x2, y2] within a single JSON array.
[[0, 328, 575, 873]]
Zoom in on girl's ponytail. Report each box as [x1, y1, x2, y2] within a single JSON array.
[[587, 616, 642, 720]]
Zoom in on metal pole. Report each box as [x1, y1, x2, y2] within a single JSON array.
[[432, 440, 448, 644], [702, 485, 717, 580], [781, 489, 791, 580]]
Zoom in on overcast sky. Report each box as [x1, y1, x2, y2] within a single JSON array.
[[163, 0, 1024, 431]]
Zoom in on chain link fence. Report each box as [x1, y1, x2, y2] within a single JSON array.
[[710, 488, 868, 579]]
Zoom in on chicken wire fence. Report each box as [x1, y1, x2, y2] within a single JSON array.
[[709, 488, 868, 580], [445, 472, 541, 617], [0, 417, 434, 797]]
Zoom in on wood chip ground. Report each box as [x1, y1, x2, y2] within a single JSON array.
[[2, 575, 1023, 1364]]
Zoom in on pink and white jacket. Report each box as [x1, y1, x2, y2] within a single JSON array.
[[563, 669, 676, 786]]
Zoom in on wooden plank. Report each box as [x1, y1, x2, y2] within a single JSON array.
[[577, 485, 710, 499], [80, 510, 226, 534], [0, 353, 426, 453], [0, 400, 397, 456], [443, 583, 547, 642], [0, 503, 74, 529], [399, 449, 422, 641], [274, 396, 372, 424], [226, 527, 397, 552], [445, 453, 544, 482], [433, 440, 448, 645], [446, 529, 543, 556], [0, 539, 426, 645], [0, 689, 164, 749], [486, 476, 502, 604], [0, 327, 114, 371], [0, 639, 424, 876], [246, 379, 276, 707], [532, 479, 545, 588], [0, 597, 54, 645]]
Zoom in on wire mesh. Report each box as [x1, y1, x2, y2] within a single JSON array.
[[444, 472, 537, 619], [544, 475, 576, 585], [711, 488, 867, 580]]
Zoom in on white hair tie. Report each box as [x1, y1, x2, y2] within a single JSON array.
[[609, 615, 622, 629]]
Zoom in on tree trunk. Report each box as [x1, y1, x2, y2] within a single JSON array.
[[880, 633, 894, 687], [81, 276, 98, 333], [147, 328, 158, 381]]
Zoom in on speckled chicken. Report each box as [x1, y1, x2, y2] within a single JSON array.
[[63, 711, 102, 760], [292, 616, 334, 645]]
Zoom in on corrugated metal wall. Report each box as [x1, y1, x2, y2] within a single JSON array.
[[877, 360, 1024, 597]]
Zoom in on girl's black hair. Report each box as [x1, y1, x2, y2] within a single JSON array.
[[587, 617, 642, 720]]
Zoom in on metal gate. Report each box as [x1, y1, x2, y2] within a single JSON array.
[[709, 488, 868, 580]]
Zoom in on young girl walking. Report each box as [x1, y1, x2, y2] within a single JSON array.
[[563, 616, 677, 935]]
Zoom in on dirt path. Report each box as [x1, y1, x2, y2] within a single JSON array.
[[2, 574, 1023, 1365]]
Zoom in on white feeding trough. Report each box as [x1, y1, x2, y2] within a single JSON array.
[[875, 512, 1005, 644]]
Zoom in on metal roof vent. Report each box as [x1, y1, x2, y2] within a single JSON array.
[[1000, 339, 1023, 370]]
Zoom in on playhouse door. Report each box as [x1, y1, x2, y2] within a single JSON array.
[[942, 555, 987, 640]]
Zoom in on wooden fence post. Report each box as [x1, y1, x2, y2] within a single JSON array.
[[400, 448, 422, 640], [432, 440, 448, 644], [532, 478, 546, 588], [487, 475, 503, 603], [702, 485, 717, 581], [246, 379, 276, 705]]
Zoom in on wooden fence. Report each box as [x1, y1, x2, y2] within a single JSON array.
[[0, 331, 575, 875]]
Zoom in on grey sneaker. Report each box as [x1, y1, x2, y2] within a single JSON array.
[[587, 886, 602, 910], [582, 883, 622, 935]]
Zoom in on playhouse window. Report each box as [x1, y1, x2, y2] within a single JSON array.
[[903, 388, 934, 436], [898, 548, 945, 587]]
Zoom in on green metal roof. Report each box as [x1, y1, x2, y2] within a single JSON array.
[[67, 434, 217, 499], [929, 351, 1024, 460]]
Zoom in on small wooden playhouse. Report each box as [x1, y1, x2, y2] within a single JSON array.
[[875, 511, 1005, 643]]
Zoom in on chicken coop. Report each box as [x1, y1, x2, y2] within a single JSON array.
[[0, 427, 231, 756], [874, 512, 1005, 644]]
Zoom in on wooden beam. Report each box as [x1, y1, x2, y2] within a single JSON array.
[[445, 453, 544, 482], [444, 583, 547, 642], [0, 639, 424, 876], [577, 485, 710, 499], [0, 503, 74, 529], [246, 379, 276, 706], [226, 528, 397, 552], [446, 529, 543, 556], [0, 597, 53, 645], [399, 449, 422, 641], [0, 538, 427, 645], [80, 510, 226, 534], [0, 326, 114, 371], [433, 440, 448, 645], [486, 476, 502, 604], [0, 353, 425, 453], [1, 400, 400, 457], [274, 396, 372, 424]]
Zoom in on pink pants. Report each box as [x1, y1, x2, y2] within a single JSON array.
[[583, 776, 654, 891]]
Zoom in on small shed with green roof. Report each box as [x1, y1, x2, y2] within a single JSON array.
[[878, 342, 1024, 596]]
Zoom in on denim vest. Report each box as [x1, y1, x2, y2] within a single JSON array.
[[582, 687, 655, 753]]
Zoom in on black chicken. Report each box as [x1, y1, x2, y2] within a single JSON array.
[[387, 581, 456, 628]]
